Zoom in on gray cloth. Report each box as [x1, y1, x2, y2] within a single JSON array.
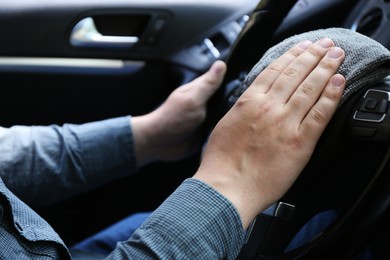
[[243, 27, 390, 105]]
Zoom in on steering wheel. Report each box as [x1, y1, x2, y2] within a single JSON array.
[[205, 0, 390, 258]]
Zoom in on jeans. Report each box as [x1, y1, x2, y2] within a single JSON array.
[[70, 210, 377, 259], [70, 211, 152, 257]]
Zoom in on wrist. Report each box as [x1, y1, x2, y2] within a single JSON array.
[[131, 113, 162, 167], [193, 164, 268, 229]]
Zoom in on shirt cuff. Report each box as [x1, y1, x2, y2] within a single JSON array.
[[123, 178, 245, 259]]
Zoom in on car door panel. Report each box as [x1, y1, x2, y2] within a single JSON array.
[[0, 0, 258, 126], [0, 0, 258, 63]]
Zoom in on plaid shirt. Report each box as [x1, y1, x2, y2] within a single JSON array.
[[0, 117, 245, 259]]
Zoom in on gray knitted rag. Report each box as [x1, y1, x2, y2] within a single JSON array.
[[242, 27, 390, 106]]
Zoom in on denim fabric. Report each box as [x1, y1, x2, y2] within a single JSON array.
[[71, 212, 152, 256]]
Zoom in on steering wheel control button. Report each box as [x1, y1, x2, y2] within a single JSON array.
[[351, 127, 377, 137], [353, 110, 386, 122], [274, 202, 295, 220], [364, 99, 378, 111], [361, 98, 387, 113], [354, 89, 390, 122]]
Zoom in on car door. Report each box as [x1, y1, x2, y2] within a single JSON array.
[[0, 0, 258, 126], [0, 0, 259, 245]]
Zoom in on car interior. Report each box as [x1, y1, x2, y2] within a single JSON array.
[[2, 0, 390, 258]]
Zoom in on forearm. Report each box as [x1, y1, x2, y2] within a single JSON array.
[[0, 116, 137, 206]]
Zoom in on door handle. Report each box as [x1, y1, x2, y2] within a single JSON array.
[[70, 17, 139, 48]]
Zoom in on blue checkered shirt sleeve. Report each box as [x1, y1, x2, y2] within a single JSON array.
[[106, 178, 245, 260]]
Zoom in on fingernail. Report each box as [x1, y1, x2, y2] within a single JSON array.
[[317, 38, 333, 48], [331, 74, 345, 87], [297, 40, 312, 50], [211, 61, 223, 75], [327, 47, 344, 59]]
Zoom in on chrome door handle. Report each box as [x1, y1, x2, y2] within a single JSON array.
[[70, 17, 139, 48]]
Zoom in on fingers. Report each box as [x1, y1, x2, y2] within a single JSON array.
[[267, 38, 336, 102], [300, 73, 345, 141], [185, 60, 227, 103], [253, 40, 313, 93], [286, 46, 345, 124], [204, 60, 227, 95]]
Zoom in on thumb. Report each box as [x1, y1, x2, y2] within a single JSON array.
[[188, 60, 227, 102]]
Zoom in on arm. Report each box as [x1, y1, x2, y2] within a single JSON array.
[[0, 61, 227, 207], [194, 38, 346, 228], [106, 39, 346, 259], [131, 60, 226, 167], [0, 116, 137, 206]]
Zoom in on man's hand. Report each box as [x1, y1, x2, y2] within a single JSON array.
[[194, 38, 346, 228], [131, 60, 227, 167]]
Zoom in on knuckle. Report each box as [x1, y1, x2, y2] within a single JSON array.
[[319, 59, 335, 71], [177, 92, 197, 107], [235, 96, 250, 109], [323, 90, 337, 103], [306, 45, 326, 58], [290, 47, 304, 57], [283, 66, 299, 77], [288, 132, 305, 150], [310, 107, 326, 124], [257, 100, 273, 115], [322, 91, 341, 111], [298, 81, 315, 97], [267, 61, 286, 73]]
